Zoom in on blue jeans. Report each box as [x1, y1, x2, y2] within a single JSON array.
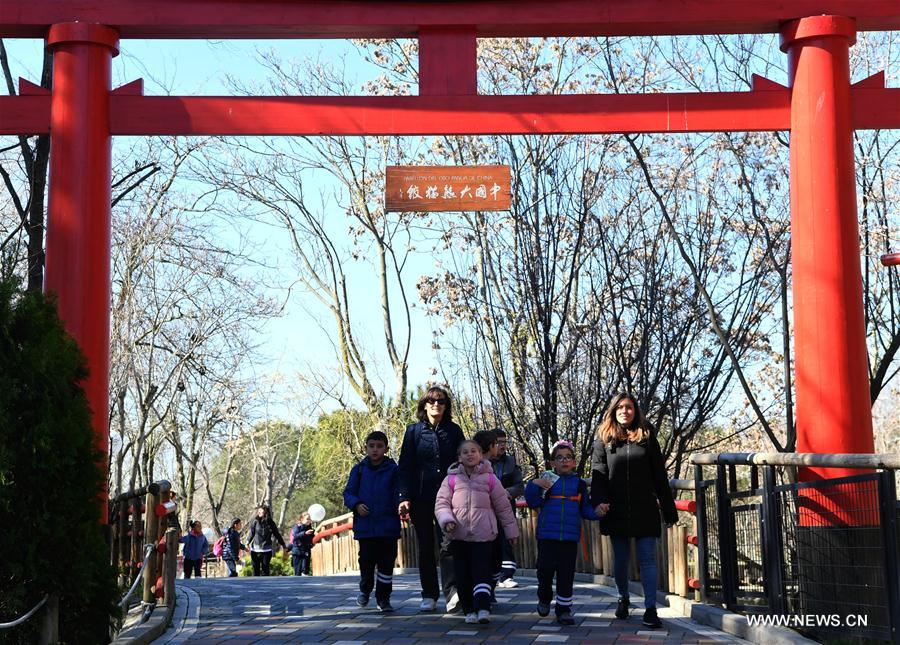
[[611, 536, 657, 609]]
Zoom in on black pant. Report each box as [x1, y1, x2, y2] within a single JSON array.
[[358, 537, 398, 602], [183, 558, 202, 579], [292, 552, 311, 576], [224, 557, 238, 577], [451, 540, 493, 614], [409, 501, 456, 601], [492, 524, 517, 585], [536, 539, 577, 615], [251, 550, 272, 576]]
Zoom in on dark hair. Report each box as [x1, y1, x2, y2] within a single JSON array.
[[550, 440, 576, 460], [597, 393, 650, 444], [415, 386, 453, 423], [231, 517, 242, 527], [365, 430, 389, 446], [494, 428, 507, 438], [472, 429, 498, 454], [189, 519, 200, 530]]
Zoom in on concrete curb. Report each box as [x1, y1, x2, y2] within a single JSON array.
[[153, 585, 201, 644], [110, 600, 175, 645]]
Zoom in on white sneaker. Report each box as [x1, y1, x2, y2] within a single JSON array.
[[464, 612, 479, 624], [445, 591, 460, 613], [498, 578, 519, 588], [477, 609, 491, 624], [419, 598, 437, 611]]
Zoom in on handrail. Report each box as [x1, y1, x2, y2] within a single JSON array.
[[0, 595, 48, 630], [110, 479, 171, 504], [118, 544, 154, 610], [313, 520, 353, 544], [691, 452, 900, 468]]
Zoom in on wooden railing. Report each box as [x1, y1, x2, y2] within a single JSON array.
[[109, 482, 179, 626], [311, 480, 701, 600]]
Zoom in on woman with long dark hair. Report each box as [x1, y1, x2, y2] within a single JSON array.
[[397, 385, 465, 612], [247, 504, 287, 577], [590, 393, 676, 628]]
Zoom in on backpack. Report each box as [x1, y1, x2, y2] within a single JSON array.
[[212, 535, 226, 557]]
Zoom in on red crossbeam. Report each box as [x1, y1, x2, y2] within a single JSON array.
[[2, 1, 899, 39], [4, 88, 899, 137]]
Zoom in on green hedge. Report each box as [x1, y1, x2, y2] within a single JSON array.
[[0, 277, 119, 643], [238, 553, 294, 577]]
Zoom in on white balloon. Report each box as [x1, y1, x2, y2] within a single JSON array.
[[202, 527, 215, 543], [308, 503, 326, 522]]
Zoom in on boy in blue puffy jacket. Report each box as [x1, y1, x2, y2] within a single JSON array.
[[344, 429, 401, 612], [525, 440, 599, 625]]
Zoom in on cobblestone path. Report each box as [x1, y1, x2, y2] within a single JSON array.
[[156, 573, 749, 644]]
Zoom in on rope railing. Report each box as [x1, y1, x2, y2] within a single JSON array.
[[118, 544, 155, 610], [0, 594, 49, 630], [110, 481, 179, 643]]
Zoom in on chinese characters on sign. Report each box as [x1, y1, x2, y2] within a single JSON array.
[[385, 166, 511, 212]]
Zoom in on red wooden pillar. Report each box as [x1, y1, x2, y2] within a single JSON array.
[[45, 23, 119, 513], [419, 26, 477, 96], [780, 16, 874, 478]]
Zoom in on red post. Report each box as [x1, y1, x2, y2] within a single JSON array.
[[45, 22, 119, 515], [780, 17, 874, 475], [418, 26, 477, 96]]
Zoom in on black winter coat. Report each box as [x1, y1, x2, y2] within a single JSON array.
[[222, 526, 245, 560], [290, 522, 316, 555], [248, 516, 287, 551], [397, 419, 465, 504], [590, 434, 677, 537]]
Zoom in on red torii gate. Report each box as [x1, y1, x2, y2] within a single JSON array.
[[1, 2, 899, 510]]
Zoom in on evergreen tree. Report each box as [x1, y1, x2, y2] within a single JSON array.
[[0, 276, 119, 643]]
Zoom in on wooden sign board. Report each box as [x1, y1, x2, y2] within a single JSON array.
[[385, 165, 511, 212]]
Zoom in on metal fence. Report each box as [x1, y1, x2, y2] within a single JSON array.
[[692, 452, 900, 643]]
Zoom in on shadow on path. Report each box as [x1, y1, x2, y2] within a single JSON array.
[[154, 573, 750, 644]]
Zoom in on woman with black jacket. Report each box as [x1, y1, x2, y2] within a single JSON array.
[[247, 505, 287, 576], [590, 393, 677, 629], [396, 386, 465, 612]]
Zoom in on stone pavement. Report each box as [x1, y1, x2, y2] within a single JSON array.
[[154, 573, 751, 644]]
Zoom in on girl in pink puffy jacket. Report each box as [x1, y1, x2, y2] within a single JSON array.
[[435, 440, 519, 625]]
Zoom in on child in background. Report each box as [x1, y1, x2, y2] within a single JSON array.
[[290, 512, 316, 576], [222, 517, 246, 577], [435, 440, 518, 625], [525, 440, 599, 625], [343, 429, 401, 612], [180, 520, 209, 579], [490, 428, 524, 588]]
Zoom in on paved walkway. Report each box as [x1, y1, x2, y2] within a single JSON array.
[[155, 573, 750, 644]]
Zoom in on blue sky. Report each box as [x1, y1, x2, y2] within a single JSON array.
[[5, 37, 444, 422]]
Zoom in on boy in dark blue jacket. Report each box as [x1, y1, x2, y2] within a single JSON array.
[[525, 440, 599, 625], [344, 429, 401, 612], [289, 512, 316, 575]]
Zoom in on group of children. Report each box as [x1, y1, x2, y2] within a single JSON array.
[[182, 507, 317, 579], [342, 428, 598, 626]]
